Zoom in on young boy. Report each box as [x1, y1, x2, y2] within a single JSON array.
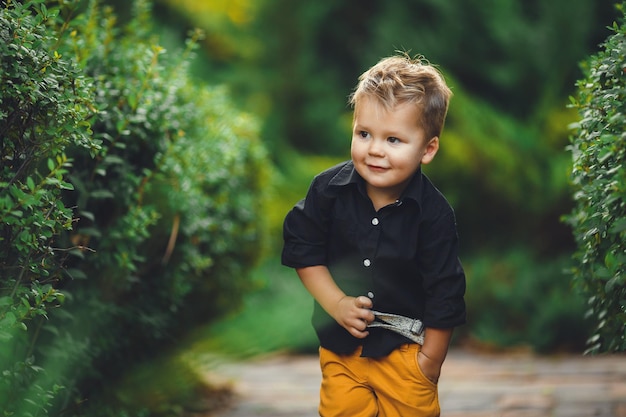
[[282, 54, 466, 417]]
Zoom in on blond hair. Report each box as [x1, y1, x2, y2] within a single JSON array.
[[349, 54, 452, 139]]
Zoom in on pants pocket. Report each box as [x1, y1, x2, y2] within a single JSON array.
[[414, 348, 438, 388]]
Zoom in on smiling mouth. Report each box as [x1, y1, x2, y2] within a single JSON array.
[[367, 164, 389, 172]]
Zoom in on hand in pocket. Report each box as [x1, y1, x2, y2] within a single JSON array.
[[417, 350, 441, 384]]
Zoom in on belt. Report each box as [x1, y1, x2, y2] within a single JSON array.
[[367, 311, 425, 345]]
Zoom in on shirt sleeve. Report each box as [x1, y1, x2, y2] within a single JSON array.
[[281, 177, 334, 269], [419, 208, 467, 329]]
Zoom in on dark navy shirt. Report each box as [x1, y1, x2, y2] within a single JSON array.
[[282, 161, 466, 357]]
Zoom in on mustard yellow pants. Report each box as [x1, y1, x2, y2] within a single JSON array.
[[318, 344, 440, 417]]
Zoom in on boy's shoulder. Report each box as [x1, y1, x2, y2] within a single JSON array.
[[418, 173, 456, 219]]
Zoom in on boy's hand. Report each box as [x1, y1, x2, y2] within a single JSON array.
[[332, 295, 375, 338], [417, 350, 442, 384], [418, 327, 454, 384], [295, 266, 375, 338]]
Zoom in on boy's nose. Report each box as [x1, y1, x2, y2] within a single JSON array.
[[368, 139, 384, 156]]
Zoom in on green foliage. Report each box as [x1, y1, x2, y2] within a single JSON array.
[[463, 250, 590, 353], [143, 83, 270, 322], [54, 1, 267, 414], [365, 0, 610, 119], [425, 83, 575, 254], [566, 2, 626, 354], [156, 0, 613, 256], [190, 259, 317, 359], [1, 0, 269, 415], [76, 350, 227, 417], [160, 0, 616, 155], [152, 0, 619, 356], [0, 0, 98, 414]]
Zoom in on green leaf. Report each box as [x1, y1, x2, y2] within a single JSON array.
[[0, 312, 17, 327], [79, 211, 95, 221], [55, 292, 65, 303], [65, 268, 87, 279], [598, 148, 613, 164], [90, 189, 115, 199], [605, 251, 618, 270], [128, 94, 137, 109], [59, 181, 74, 191], [103, 155, 125, 165], [610, 218, 626, 234], [26, 177, 35, 191], [606, 275, 624, 292], [593, 266, 612, 280]]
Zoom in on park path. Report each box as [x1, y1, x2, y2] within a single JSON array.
[[203, 348, 626, 417]]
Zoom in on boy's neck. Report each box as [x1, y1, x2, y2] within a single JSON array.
[[366, 184, 406, 211]]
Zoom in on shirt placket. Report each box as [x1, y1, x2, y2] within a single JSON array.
[[360, 212, 382, 299]]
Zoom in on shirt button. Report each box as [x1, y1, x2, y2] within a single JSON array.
[[363, 259, 371, 267], [367, 291, 374, 299], [371, 217, 379, 226]]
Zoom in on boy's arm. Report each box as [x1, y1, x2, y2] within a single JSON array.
[[418, 327, 453, 383], [296, 265, 374, 339]]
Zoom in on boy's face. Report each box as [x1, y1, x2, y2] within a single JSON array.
[[351, 97, 439, 205]]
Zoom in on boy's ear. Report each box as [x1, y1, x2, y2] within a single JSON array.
[[421, 136, 439, 165]]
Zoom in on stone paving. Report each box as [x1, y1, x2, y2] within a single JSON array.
[[205, 348, 626, 417]]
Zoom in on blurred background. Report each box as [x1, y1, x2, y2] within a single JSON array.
[[0, 0, 621, 415], [152, 0, 617, 353]]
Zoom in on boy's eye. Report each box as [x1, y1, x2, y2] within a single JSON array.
[[359, 131, 369, 138], [388, 137, 400, 144]]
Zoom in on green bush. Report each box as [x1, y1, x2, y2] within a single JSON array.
[[566, 2, 626, 353], [0, 0, 269, 415], [55, 1, 268, 413], [463, 249, 590, 353], [0, 1, 99, 414], [425, 82, 574, 254]]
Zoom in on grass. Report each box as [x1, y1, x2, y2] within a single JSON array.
[[183, 256, 319, 360]]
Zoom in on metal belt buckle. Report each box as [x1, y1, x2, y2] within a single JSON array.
[[367, 310, 425, 345]]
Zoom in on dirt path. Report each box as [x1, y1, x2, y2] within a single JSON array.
[[204, 348, 626, 417]]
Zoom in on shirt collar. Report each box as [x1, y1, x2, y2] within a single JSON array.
[[328, 160, 424, 206]]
